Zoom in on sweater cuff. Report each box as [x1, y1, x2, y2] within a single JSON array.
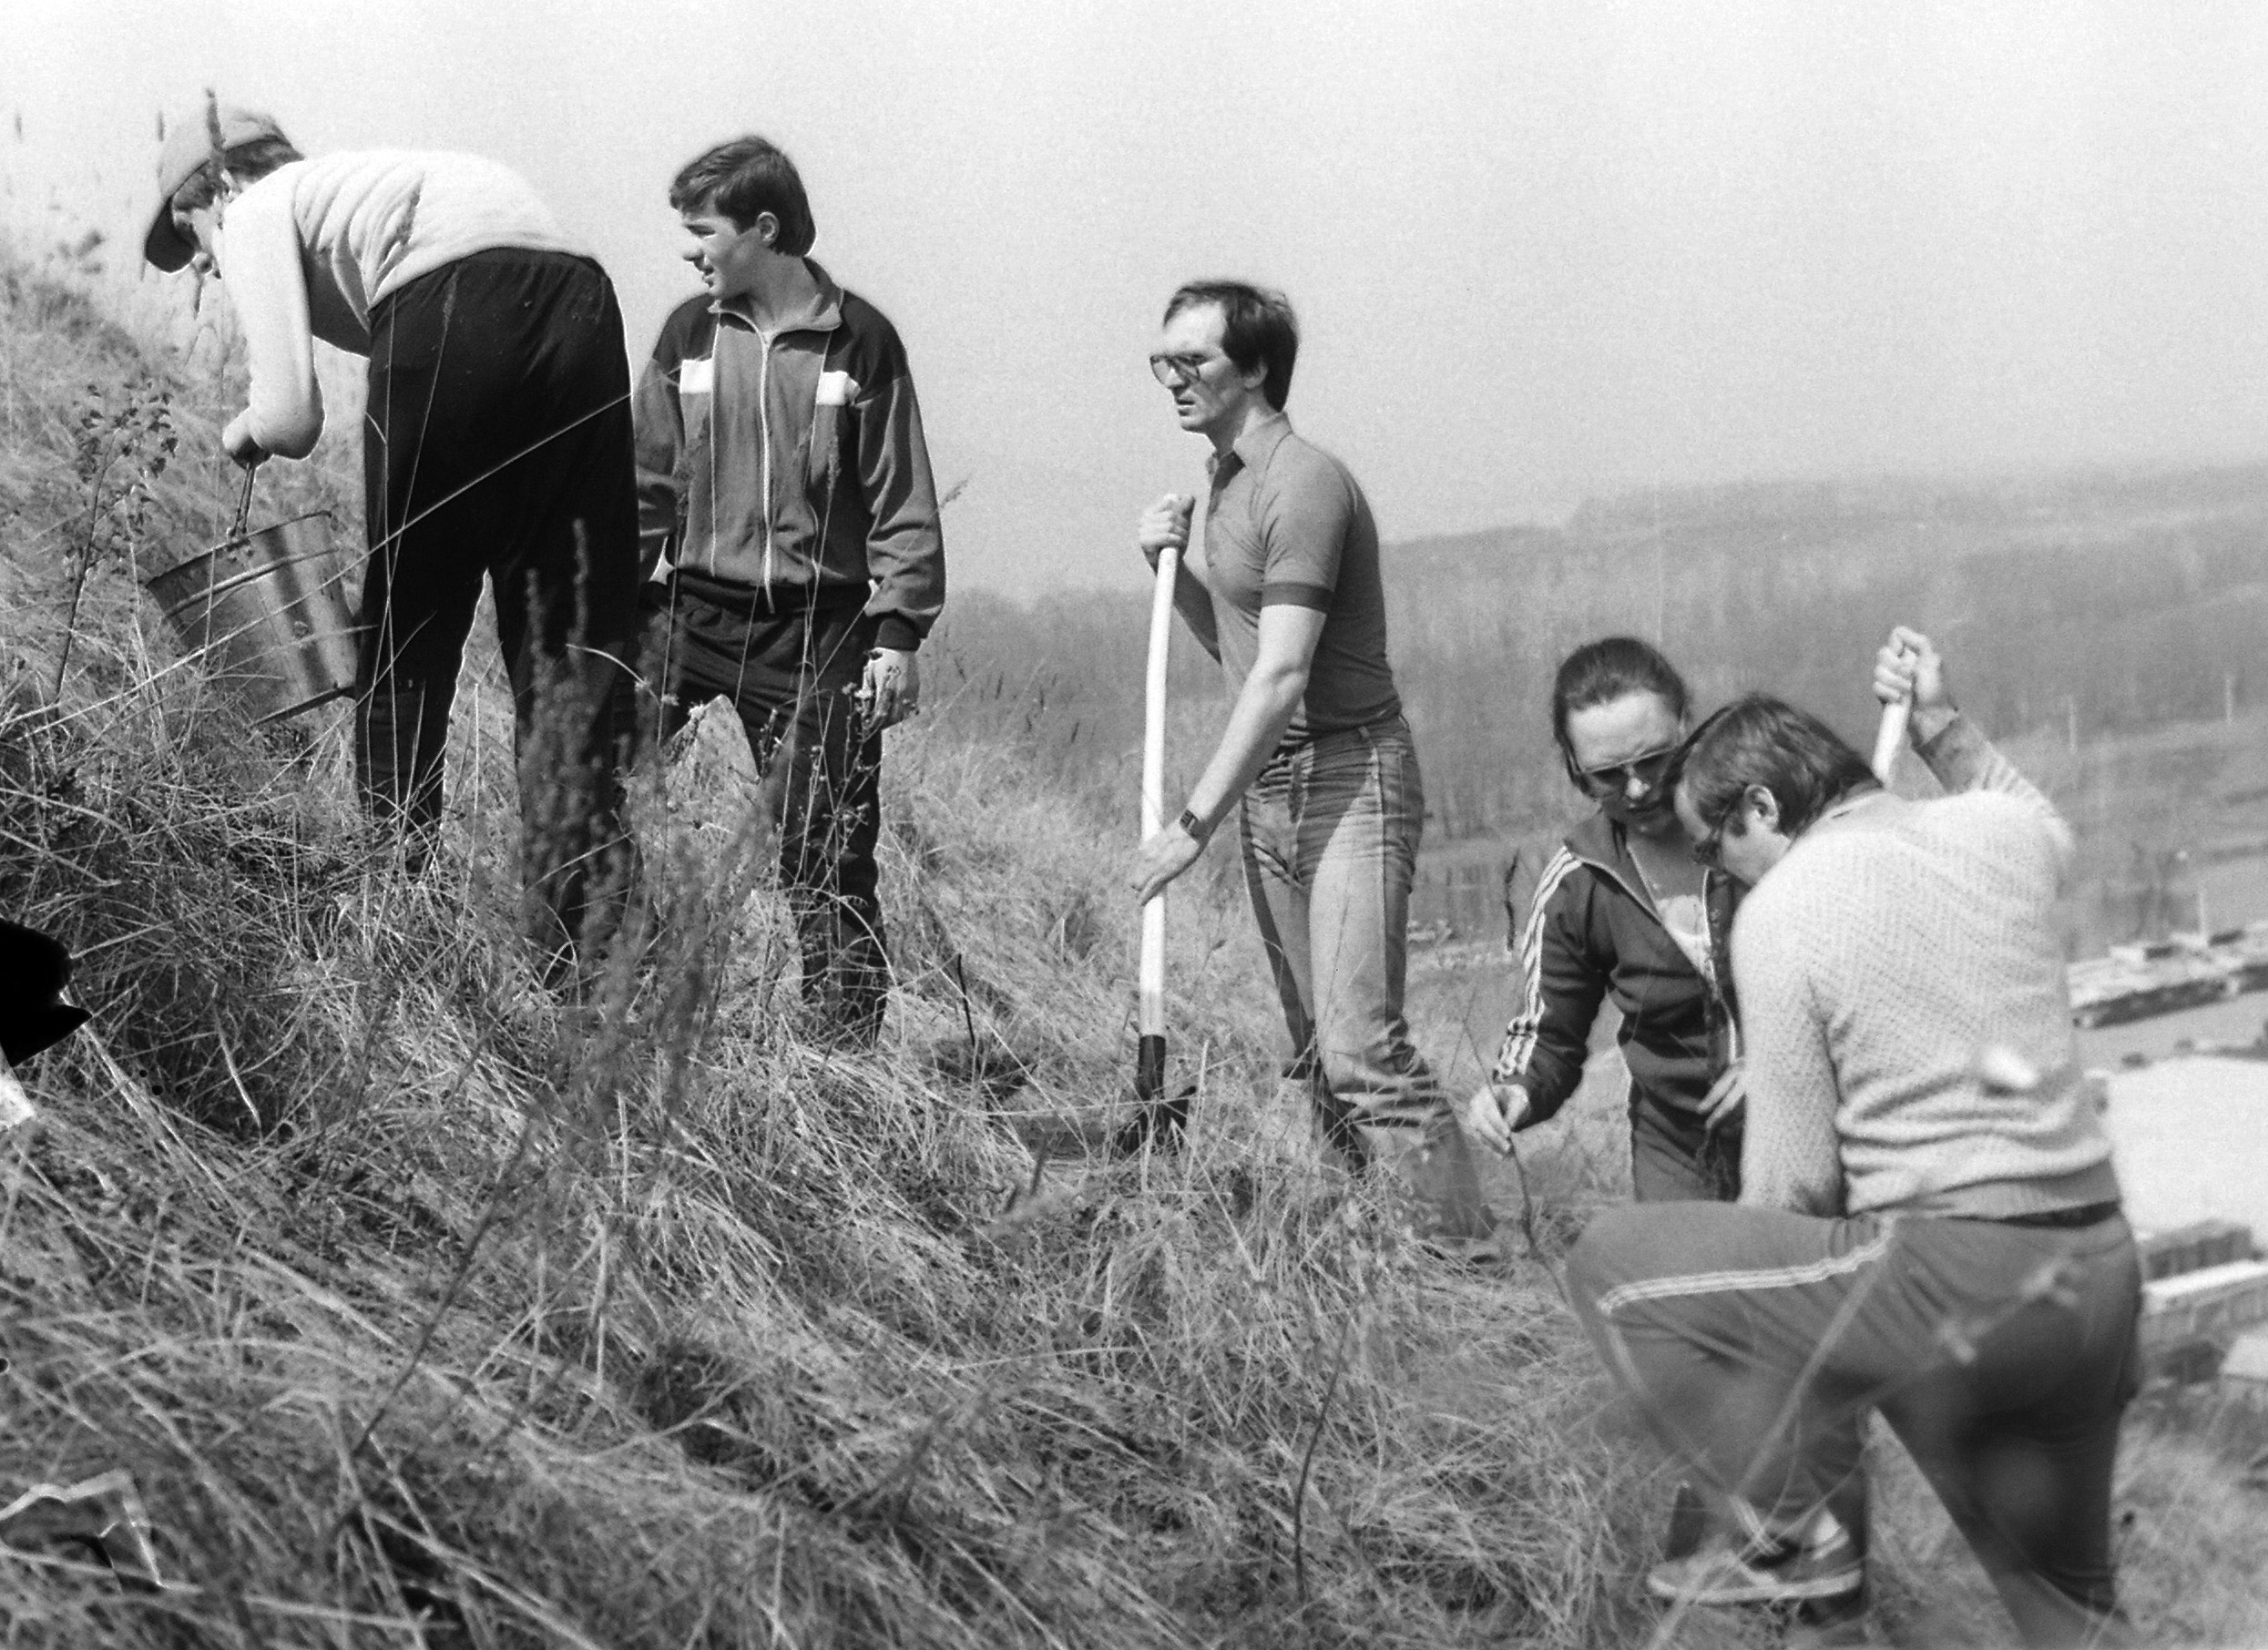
[[1915, 711, 1991, 791], [874, 616, 924, 653]]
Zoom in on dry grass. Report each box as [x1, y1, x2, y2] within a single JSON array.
[[2, 230, 2263, 1649]]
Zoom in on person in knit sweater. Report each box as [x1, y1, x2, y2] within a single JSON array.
[[144, 101, 641, 972], [1565, 629, 2140, 1649]]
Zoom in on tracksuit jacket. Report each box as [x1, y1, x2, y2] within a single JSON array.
[[1490, 812, 1742, 1129], [632, 263, 945, 651]]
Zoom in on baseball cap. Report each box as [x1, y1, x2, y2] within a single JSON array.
[[143, 101, 289, 271]]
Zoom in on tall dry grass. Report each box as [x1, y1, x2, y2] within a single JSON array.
[[3, 230, 2264, 1649], [0, 233, 1674, 1648]]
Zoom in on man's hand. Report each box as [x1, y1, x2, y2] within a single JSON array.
[[1699, 1060, 1746, 1132], [1463, 1081, 1530, 1156], [220, 412, 269, 470], [1128, 817, 1205, 907], [1136, 494, 1194, 572], [858, 648, 920, 734], [1873, 625, 1956, 745]]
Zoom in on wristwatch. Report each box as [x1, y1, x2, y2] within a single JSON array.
[[1176, 807, 1212, 844]]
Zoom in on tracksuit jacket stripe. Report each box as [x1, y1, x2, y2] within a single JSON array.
[[1491, 845, 1585, 1086]]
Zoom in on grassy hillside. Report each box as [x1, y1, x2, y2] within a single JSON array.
[[3, 237, 2264, 1648]]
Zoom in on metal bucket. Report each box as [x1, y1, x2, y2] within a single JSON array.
[[145, 511, 362, 725]]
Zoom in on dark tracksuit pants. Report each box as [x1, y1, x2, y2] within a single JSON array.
[[1568, 1201, 2140, 1647], [1630, 1100, 1742, 1205], [1627, 1097, 1763, 1560], [639, 574, 887, 1043], [360, 248, 642, 962]]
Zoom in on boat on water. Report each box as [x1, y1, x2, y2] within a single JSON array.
[[2068, 922, 2268, 1028]]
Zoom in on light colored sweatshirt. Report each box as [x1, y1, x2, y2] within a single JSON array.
[[1732, 716, 2121, 1220], [214, 150, 584, 458]]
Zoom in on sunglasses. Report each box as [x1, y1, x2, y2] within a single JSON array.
[[1574, 743, 1681, 798], [1149, 351, 1220, 388]]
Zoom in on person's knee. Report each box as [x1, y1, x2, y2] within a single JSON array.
[[1564, 1204, 1658, 1310]]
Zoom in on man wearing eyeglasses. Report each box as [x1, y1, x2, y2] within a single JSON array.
[[1124, 280, 1493, 1248]]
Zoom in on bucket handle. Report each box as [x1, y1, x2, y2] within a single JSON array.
[[229, 466, 255, 542]]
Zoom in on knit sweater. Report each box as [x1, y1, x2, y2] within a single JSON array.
[[218, 151, 586, 458], [1732, 717, 2121, 1219]]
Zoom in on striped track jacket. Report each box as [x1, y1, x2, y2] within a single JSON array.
[[1489, 811, 1742, 1129], [632, 261, 945, 651]]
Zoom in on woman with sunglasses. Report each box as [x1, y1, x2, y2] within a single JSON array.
[[1462, 636, 1851, 1594], [1463, 637, 1745, 1203], [1461, 637, 1763, 1571]]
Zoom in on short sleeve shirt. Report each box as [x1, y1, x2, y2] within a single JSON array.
[[1202, 413, 1402, 743]]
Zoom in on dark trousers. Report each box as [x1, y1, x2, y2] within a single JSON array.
[[1629, 1096, 1776, 1560], [639, 577, 887, 1043], [1568, 1201, 2140, 1647], [1630, 1098, 1742, 1205], [359, 249, 641, 961]]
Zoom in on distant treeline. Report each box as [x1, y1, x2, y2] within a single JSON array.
[[925, 465, 2268, 842]]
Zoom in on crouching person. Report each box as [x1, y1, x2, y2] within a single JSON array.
[[1564, 630, 2140, 1648]]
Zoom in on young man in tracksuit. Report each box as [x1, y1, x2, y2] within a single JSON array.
[[633, 136, 945, 1046]]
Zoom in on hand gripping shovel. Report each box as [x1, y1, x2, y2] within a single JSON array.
[[1872, 650, 1912, 784], [1115, 529, 1190, 1154]]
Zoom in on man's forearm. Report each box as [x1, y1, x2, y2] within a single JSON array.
[[1916, 712, 2076, 868], [1181, 661, 1304, 832], [227, 188, 323, 459]]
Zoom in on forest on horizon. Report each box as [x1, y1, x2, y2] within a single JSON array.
[[927, 462, 2268, 853]]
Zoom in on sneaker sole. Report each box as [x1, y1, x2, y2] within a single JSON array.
[[1645, 1567, 1862, 1605]]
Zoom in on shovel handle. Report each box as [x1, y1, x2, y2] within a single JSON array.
[[229, 465, 256, 542], [1871, 696, 1909, 784], [1139, 542, 1180, 1042]]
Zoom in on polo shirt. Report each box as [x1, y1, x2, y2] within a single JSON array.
[[1202, 412, 1402, 743]]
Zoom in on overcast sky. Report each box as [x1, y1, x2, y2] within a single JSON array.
[[9, 0, 2268, 596]]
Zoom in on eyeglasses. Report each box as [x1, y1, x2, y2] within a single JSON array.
[[1574, 743, 1681, 798], [1688, 817, 1727, 871], [1149, 351, 1219, 388]]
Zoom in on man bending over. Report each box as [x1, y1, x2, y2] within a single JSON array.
[[1566, 630, 2139, 1648]]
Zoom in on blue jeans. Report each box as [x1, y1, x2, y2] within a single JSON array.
[[1240, 716, 1491, 1238]]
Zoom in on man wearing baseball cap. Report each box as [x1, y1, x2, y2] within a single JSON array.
[[146, 99, 641, 973]]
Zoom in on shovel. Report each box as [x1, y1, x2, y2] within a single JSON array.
[[1116, 519, 1187, 1153], [1872, 636, 1915, 783]]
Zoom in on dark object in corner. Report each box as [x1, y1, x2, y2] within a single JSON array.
[[1, 919, 93, 1064], [0, 1470, 167, 1589]]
